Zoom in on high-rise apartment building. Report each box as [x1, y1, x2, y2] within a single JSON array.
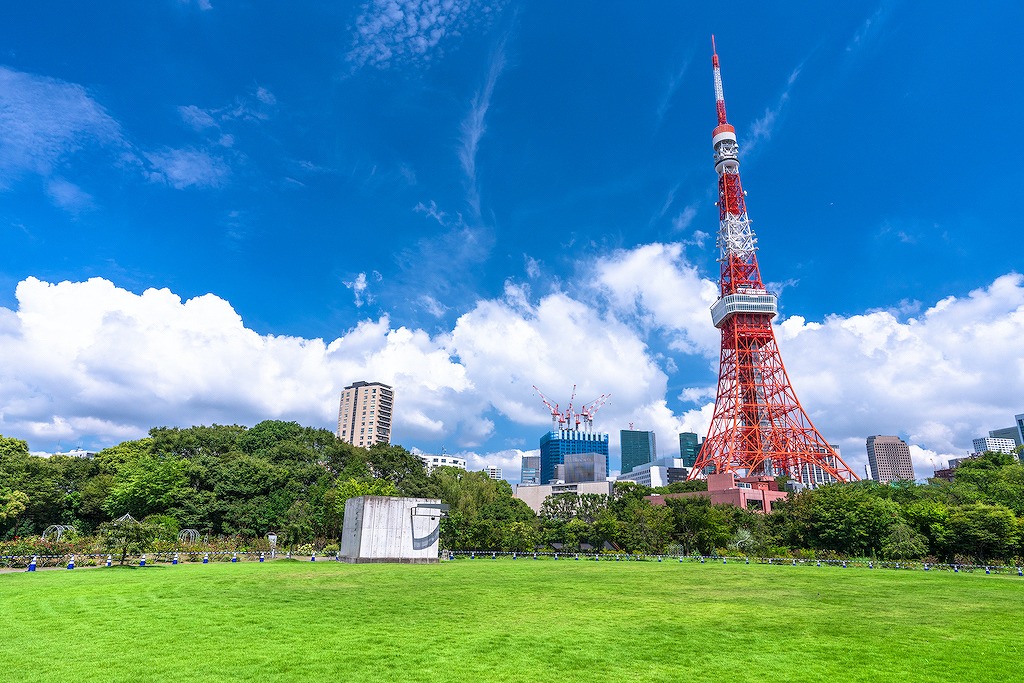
[[337, 381, 394, 448], [620, 429, 656, 474], [865, 435, 915, 484], [972, 437, 1017, 455], [483, 465, 503, 481], [678, 432, 700, 469], [520, 455, 541, 486], [539, 429, 609, 485]]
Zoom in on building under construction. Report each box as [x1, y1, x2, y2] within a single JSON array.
[[533, 386, 610, 484]]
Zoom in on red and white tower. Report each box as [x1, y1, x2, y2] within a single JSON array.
[[690, 39, 857, 483]]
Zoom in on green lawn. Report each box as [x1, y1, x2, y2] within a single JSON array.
[[1, 558, 1020, 682]]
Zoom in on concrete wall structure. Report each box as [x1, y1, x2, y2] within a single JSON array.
[[340, 496, 443, 563]]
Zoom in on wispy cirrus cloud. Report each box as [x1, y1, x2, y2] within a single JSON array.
[[145, 147, 229, 190], [0, 67, 124, 187], [743, 64, 802, 158], [655, 56, 691, 128], [347, 0, 505, 69], [459, 32, 509, 218]]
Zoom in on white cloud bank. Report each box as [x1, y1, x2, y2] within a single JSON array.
[[0, 252, 1021, 481]]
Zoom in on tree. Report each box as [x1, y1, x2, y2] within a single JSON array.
[[619, 500, 674, 554], [942, 503, 1019, 563], [880, 522, 928, 560], [98, 515, 157, 565]]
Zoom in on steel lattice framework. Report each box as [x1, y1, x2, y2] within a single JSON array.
[[690, 39, 857, 483]]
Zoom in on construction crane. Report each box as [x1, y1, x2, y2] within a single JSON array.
[[532, 385, 566, 431], [579, 394, 611, 433]]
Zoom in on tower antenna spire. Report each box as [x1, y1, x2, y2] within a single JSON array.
[[691, 39, 857, 485]]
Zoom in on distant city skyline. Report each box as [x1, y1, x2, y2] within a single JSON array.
[[0, 4, 1022, 483]]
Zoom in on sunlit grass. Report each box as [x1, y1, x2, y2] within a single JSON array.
[[2, 558, 1020, 682]]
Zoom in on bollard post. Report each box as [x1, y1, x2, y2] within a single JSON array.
[[449, 552, 455, 561], [1018, 567, 1022, 577], [842, 561, 847, 568], [28, 556, 37, 572], [924, 563, 929, 571], [657, 556, 662, 563], [985, 566, 991, 575], [67, 555, 75, 570], [173, 553, 179, 565], [554, 553, 558, 560], [471, 552, 475, 560], [492, 552, 496, 560], [533, 553, 538, 560], [203, 553, 209, 564], [700, 557, 705, 564], [869, 562, 873, 569], [310, 552, 316, 562], [816, 560, 821, 567], [954, 565, 958, 573], [575, 554, 579, 561], [139, 554, 146, 567], [745, 557, 749, 565], [723, 558, 727, 564], [106, 555, 112, 567], [792, 559, 797, 566], [232, 552, 238, 563], [286, 551, 291, 559], [259, 552, 265, 563], [512, 552, 517, 560]]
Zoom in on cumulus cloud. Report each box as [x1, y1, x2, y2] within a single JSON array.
[[348, 0, 505, 69], [776, 273, 1024, 473], [1, 251, 1020, 484]]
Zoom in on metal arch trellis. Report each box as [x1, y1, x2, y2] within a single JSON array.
[[42, 524, 76, 541], [178, 529, 200, 544]]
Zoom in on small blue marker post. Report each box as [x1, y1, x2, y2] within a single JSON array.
[[232, 552, 238, 563], [816, 561, 821, 567], [139, 554, 146, 567], [202, 553, 209, 564], [1018, 567, 1022, 577], [842, 561, 847, 568], [533, 553, 538, 560], [310, 552, 315, 562], [745, 557, 749, 565], [512, 552, 517, 560], [67, 555, 75, 570], [793, 559, 797, 566], [492, 552, 496, 560], [723, 558, 727, 564], [470, 552, 475, 560], [28, 556, 37, 572], [700, 557, 705, 564], [106, 555, 112, 567], [869, 562, 873, 570], [985, 566, 991, 575], [554, 553, 558, 560], [259, 552, 265, 563], [657, 556, 662, 563], [172, 553, 179, 566], [449, 552, 455, 560], [954, 565, 959, 573], [575, 554, 579, 561], [924, 563, 930, 571]]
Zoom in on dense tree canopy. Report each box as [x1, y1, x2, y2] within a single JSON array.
[[2, 427, 1022, 564]]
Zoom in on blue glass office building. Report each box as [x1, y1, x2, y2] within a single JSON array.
[[539, 430, 610, 484], [620, 429, 657, 474], [679, 432, 700, 469]]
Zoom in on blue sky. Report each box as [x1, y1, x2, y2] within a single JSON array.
[[1, 2, 1022, 480]]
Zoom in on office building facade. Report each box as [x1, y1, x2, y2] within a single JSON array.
[[539, 429, 609, 485], [678, 432, 700, 469], [417, 453, 467, 473], [617, 457, 689, 488], [865, 435, 916, 484], [989, 426, 1022, 449], [972, 437, 1017, 455], [337, 381, 394, 448], [620, 429, 656, 475], [483, 465, 503, 481], [520, 455, 541, 486]]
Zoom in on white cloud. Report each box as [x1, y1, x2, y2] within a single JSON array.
[[45, 178, 94, 213], [145, 147, 229, 189], [459, 33, 508, 217], [0, 67, 123, 186], [348, 0, 505, 69], [744, 65, 801, 158], [1, 255, 1020, 483], [775, 273, 1024, 472], [178, 105, 218, 131], [594, 242, 720, 355], [672, 204, 699, 233], [344, 273, 370, 307]]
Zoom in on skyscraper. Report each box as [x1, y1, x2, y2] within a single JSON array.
[[520, 455, 541, 486], [337, 381, 394, 448], [678, 432, 700, 469], [865, 436, 915, 484], [539, 429, 609, 485], [620, 429, 656, 474]]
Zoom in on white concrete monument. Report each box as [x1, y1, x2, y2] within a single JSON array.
[[339, 496, 447, 564]]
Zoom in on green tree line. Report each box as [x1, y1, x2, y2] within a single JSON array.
[[2, 425, 1023, 563]]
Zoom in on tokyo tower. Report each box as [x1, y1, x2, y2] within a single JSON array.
[[689, 39, 857, 483]]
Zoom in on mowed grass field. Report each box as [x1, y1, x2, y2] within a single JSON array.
[[2, 559, 1020, 682]]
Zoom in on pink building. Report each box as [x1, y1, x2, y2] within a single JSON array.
[[646, 473, 789, 513]]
